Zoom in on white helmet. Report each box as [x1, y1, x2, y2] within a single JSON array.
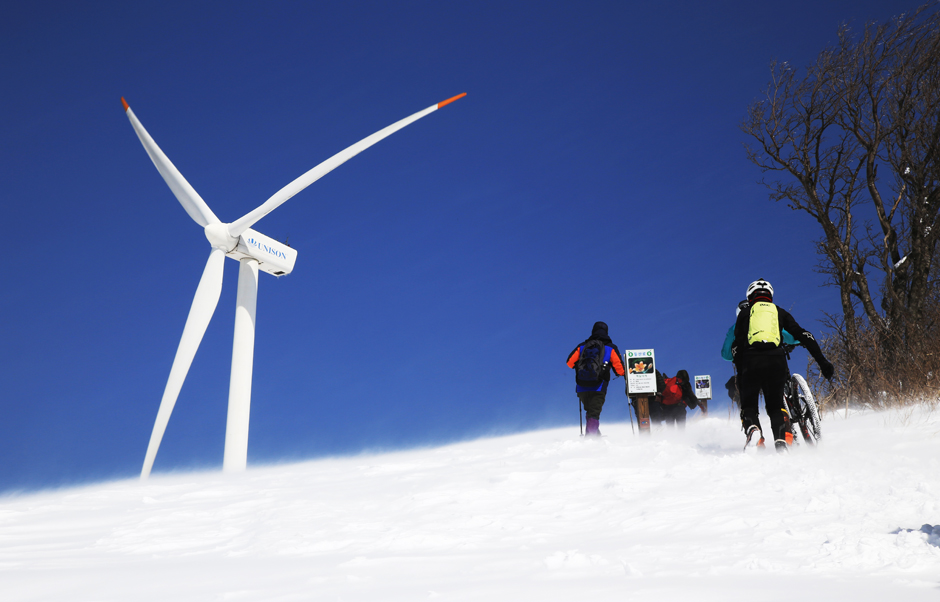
[[746, 279, 774, 300]]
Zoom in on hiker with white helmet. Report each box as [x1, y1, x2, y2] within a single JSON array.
[[721, 298, 799, 412], [731, 279, 834, 452]]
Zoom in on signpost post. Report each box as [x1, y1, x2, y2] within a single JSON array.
[[625, 349, 656, 434]]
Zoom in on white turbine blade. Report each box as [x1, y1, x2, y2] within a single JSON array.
[[228, 93, 467, 237], [123, 97, 220, 227], [141, 248, 226, 479]]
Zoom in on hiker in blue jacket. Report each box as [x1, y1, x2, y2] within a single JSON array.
[[566, 321, 626, 436]]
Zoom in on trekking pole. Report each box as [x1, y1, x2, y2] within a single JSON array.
[[728, 364, 741, 422], [579, 399, 583, 436], [626, 380, 635, 435]]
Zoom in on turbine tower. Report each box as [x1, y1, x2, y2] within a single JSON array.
[[124, 93, 466, 479]]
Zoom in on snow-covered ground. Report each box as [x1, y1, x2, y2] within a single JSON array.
[[1, 406, 938, 601]]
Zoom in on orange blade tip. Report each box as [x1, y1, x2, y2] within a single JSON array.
[[437, 92, 467, 109], [121, 97, 130, 112]]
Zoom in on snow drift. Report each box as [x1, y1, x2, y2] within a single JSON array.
[[1, 407, 938, 601]]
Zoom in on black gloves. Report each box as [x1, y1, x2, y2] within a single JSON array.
[[819, 358, 834, 380]]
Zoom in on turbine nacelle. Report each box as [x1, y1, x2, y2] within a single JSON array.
[[203, 223, 295, 276], [232, 228, 296, 276]]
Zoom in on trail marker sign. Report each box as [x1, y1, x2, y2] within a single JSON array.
[[694, 375, 712, 399], [625, 349, 656, 395]]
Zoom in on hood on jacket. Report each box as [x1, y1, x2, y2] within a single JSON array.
[[574, 321, 615, 353], [589, 321, 613, 344]]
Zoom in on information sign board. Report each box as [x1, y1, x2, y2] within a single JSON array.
[[625, 349, 656, 395], [694, 375, 712, 399]]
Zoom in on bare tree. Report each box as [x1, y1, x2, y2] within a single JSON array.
[[742, 4, 940, 405]]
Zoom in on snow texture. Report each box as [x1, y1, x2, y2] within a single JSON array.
[[1, 407, 938, 601]]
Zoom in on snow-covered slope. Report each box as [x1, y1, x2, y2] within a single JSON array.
[[1, 407, 938, 601]]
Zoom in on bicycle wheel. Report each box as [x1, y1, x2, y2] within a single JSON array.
[[790, 374, 821, 444], [782, 378, 801, 445]]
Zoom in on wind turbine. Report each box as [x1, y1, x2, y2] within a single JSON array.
[[124, 93, 466, 479]]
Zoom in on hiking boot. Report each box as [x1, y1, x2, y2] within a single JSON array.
[[774, 439, 788, 453], [585, 417, 601, 436], [744, 425, 765, 450]]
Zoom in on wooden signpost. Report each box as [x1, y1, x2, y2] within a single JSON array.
[[634, 395, 651, 432]]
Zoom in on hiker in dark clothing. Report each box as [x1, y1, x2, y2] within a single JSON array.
[[722, 299, 796, 416], [659, 369, 698, 427], [731, 279, 834, 452], [566, 321, 626, 436]]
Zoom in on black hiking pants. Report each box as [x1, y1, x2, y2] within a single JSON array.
[[577, 391, 606, 419], [661, 403, 686, 427], [736, 354, 789, 441], [648, 399, 664, 424]]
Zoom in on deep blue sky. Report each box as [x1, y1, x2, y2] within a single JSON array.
[[0, 0, 913, 492]]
